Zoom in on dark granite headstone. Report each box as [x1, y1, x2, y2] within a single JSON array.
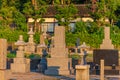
[[93, 49, 118, 66], [93, 49, 119, 75]]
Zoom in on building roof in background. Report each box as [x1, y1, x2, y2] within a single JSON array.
[[43, 4, 91, 18]]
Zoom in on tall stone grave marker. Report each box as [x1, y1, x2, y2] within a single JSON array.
[[100, 27, 114, 49], [45, 26, 71, 75], [93, 27, 119, 75], [0, 39, 7, 80], [11, 35, 30, 73], [25, 28, 35, 54]]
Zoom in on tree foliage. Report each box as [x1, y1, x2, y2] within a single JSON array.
[[90, 0, 120, 25], [55, 4, 78, 31], [22, 0, 47, 32]]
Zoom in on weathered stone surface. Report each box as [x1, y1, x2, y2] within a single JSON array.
[[0, 39, 7, 80], [51, 26, 67, 57], [45, 26, 71, 75], [0, 70, 11, 80], [11, 35, 30, 73], [0, 39, 7, 69], [76, 65, 90, 80], [45, 58, 71, 75]]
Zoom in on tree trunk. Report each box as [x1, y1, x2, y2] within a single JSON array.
[[52, 0, 54, 5], [61, 0, 63, 4], [34, 19, 37, 32]]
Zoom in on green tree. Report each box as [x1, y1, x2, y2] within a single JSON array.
[[90, 0, 120, 25], [0, 7, 14, 27], [55, 4, 78, 31], [23, 0, 47, 32]]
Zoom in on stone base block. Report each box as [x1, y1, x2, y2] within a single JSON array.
[[45, 58, 71, 75], [11, 63, 30, 73], [75, 65, 90, 80], [14, 58, 26, 64], [92, 69, 119, 75], [0, 70, 11, 80], [100, 39, 114, 49], [45, 68, 70, 75]]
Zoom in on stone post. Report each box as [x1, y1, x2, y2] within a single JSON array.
[[76, 65, 90, 80], [0, 39, 7, 80], [100, 60, 104, 80]]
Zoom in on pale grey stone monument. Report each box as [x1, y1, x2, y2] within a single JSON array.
[[45, 26, 71, 75], [11, 35, 30, 73], [25, 28, 36, 54], [100, 27, 114, 49]]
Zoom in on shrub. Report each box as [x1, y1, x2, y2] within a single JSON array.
[[68, 53, 81, 59], [7, 53, 16, 58], [25, 53, 41, 59]]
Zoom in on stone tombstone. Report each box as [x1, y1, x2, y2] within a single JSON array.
[[45, 26, 72, 75], [0, 39, 7, 69], [11, 35, 30, 73], [25, 28, 35, 54], [0, 39, 7, 80], [100, 27, 114, 49], [93, 27, 119, 75], [50, 26, 67, 57]]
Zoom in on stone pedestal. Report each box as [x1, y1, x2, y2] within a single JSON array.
[[76, 65, 90, 80], [45, 26, 71, 75], [45, 58, 71, 75], [0, 39, 7, 80], [0, 70, 8, 80], [11, 58, 30, 73], [11, 35, 30, 73]]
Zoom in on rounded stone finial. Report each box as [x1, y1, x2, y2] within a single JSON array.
[[19, 35, 23, 41], [28, 28, 34, 35], [15, 35, 26, 46]]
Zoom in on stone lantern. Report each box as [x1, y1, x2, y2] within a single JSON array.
[[11, 35, 30, 73], [78, 42, 90, 65]]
